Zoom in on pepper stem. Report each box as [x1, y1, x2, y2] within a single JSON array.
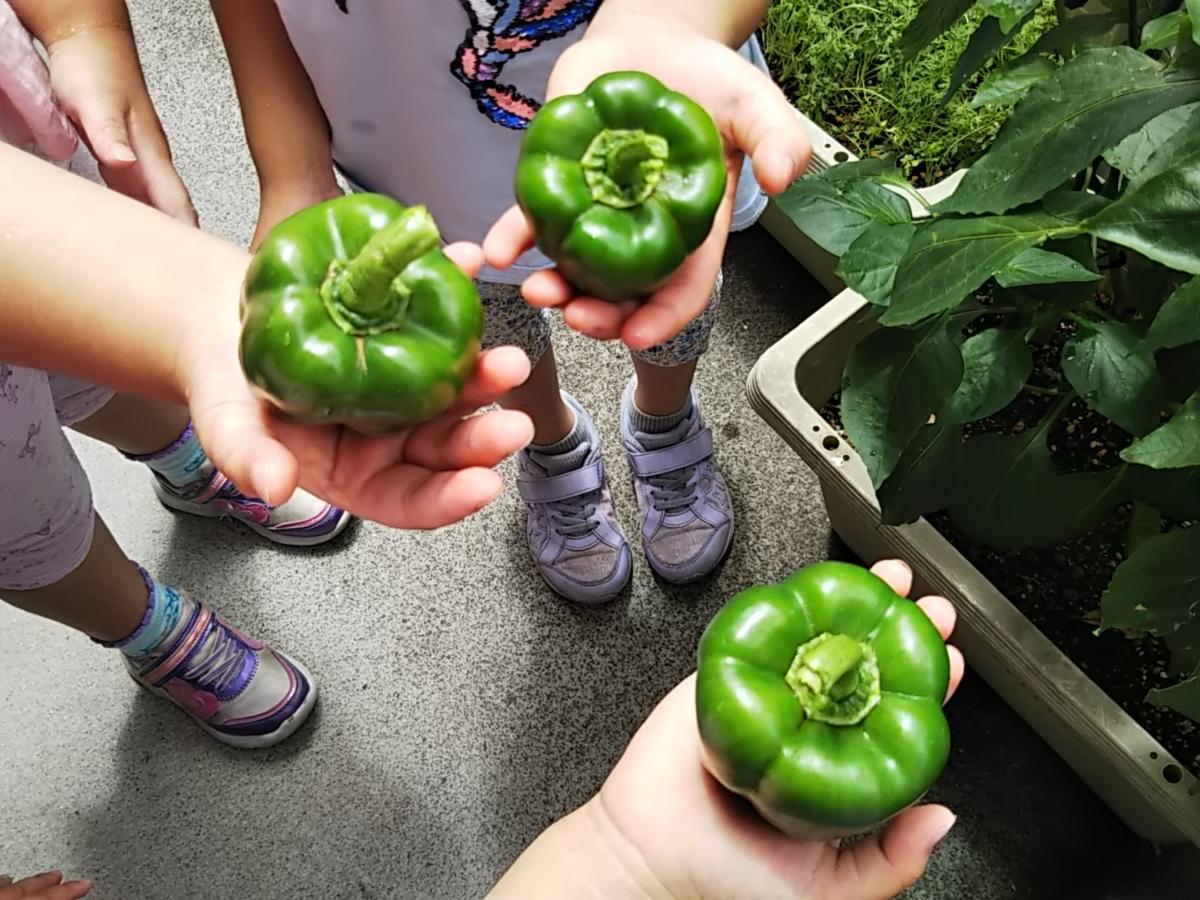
[[321, 205, 440, 335], [581, 128, 670, 209], [786, 633, 882, 726]]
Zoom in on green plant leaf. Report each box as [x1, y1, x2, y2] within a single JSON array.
[[1086, 140, 1200, 274], [942, 327, 1033, 423], [971, 54, 1057, 107], [1126, 464, 1200, 520], [1140, 10, 1187, 51], [944, 10, 1040, 100], [900, 0, 977, 58], [1105, 103, 1200, 181], [1147, 665, 1200, 722], [1190, 0, 1200, 47], [1061, 321, 1164, 435], [836, 222, 918, 307], [815, 159, 896, 182], [1166, 616, 1200, 675], [995, 247, 1102, 287], [1027, 10, 1123, 55], [979, 0, 1042, 33], [1127, 500, 1164, 556], [1101, 528, 1200, 635], [882, 209, 1071, 326], [937, 47, 1200, 215], [1147, 277, 1200, 350], [877, 424, 965, 525], [1131, 105, 1200, 189], [949, 421, 1127, 549], [1121, 388, 1200, 468], [775, 178, 912, 257], [841, 321, 964, 487]]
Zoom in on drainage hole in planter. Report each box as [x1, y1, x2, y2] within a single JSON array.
[[822, 435, 840, 451], [842, 454, 850, 462], [1150, 751, 1159, 760], [833, 150, 849, 163], [812, 425, 820, 433], [1162, 764, 1183, 784]]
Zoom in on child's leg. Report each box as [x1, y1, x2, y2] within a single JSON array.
[[0, 366, 315, 747], [478, 283, 631, 603], [63, 383, 349, 546], [620, 271, 733, 583]]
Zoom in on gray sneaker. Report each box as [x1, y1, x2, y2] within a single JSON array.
[[516, 394, 631, 604], [620, 379, 734, 583]]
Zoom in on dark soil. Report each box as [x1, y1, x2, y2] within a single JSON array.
[[823, 317, 1200, 774]]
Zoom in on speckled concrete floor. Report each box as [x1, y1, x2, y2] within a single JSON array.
[[2, 3, 1196, 898]]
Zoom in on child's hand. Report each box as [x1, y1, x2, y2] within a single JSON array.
[[491, 561, 962, 900], [485, 20, 810, 352], [0, 871, 92, 900], [181, 241, 536, 529], [45, 19, 196, 223]]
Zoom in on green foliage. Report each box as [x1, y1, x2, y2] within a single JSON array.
[[776, 0, 1200, 729], [761, 0, 1054, 182]]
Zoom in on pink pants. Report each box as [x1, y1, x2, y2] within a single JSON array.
[[0, 366, 114, 590]]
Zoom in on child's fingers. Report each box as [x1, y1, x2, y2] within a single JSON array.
[[364, 466, 506, 529], [34, 881, 93, 900], [521, 269, 574, 309], [869, 559, 914, 597], [619, 230, 726, 352], [449, 346, 532, 412], [561, 298, 638, 341], [403, 409, 534, 471], [74, 96, 137, 166], [725, 65, 811, 194], [482, 205, 535, 269], [0, 871, 63, 897], [442, 241, 485, 280]]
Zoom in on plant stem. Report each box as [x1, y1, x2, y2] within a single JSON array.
[[1054, 0, 1068, 27], [1022, 384, 1060, 397]]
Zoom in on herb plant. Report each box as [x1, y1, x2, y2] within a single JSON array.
[[779, 0, 1200, 727], [761, 0, 1053, 182]]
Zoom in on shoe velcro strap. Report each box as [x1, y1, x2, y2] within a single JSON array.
[[143, 604, 213, 686], [517, 459, 605, 503], [627, 430, 713, 478]]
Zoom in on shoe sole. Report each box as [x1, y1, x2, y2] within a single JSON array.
[[155, 484, 352, 547], [131, 653, 319, 750]]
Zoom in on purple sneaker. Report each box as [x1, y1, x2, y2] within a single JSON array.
[[517, 394, 631, 604], [126, 600, 316, 749], [154, 471, 350, 547], [620, 379, 734, 583]]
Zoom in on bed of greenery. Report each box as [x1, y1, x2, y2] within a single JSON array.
[[761, 0, 1055, 182]]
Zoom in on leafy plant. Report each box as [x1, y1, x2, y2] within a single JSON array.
[[780, 0, 1200, 731], [760, 0, 1054, 183]]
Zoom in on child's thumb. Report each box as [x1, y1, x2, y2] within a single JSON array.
[[79, 104, 137, 165]]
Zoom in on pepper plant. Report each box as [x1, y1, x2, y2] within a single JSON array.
[[778, 0, 1200, 725]]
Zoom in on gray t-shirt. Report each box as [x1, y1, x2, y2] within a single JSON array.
[[277, 0, 768, 283]]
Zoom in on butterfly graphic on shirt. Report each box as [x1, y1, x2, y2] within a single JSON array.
[[450, 0, 600, 129]]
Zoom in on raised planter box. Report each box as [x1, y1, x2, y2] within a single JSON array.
[[747, 286, 1200, 848]]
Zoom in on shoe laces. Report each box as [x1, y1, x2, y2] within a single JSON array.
[[181, 621, 248, 695], [649, 466, 700, 514], [548, 492, 601, 540]]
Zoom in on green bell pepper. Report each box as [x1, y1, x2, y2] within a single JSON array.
[[514, 70, 726, 301], [240, 195, 483, 433], [696, 561, 951, 840]]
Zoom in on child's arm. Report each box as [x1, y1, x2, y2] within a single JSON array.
[[0, 143, 533, 526], [587, 0, 768, 47], [10, 0, 195, 222], [209, 0, 343, 247]]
